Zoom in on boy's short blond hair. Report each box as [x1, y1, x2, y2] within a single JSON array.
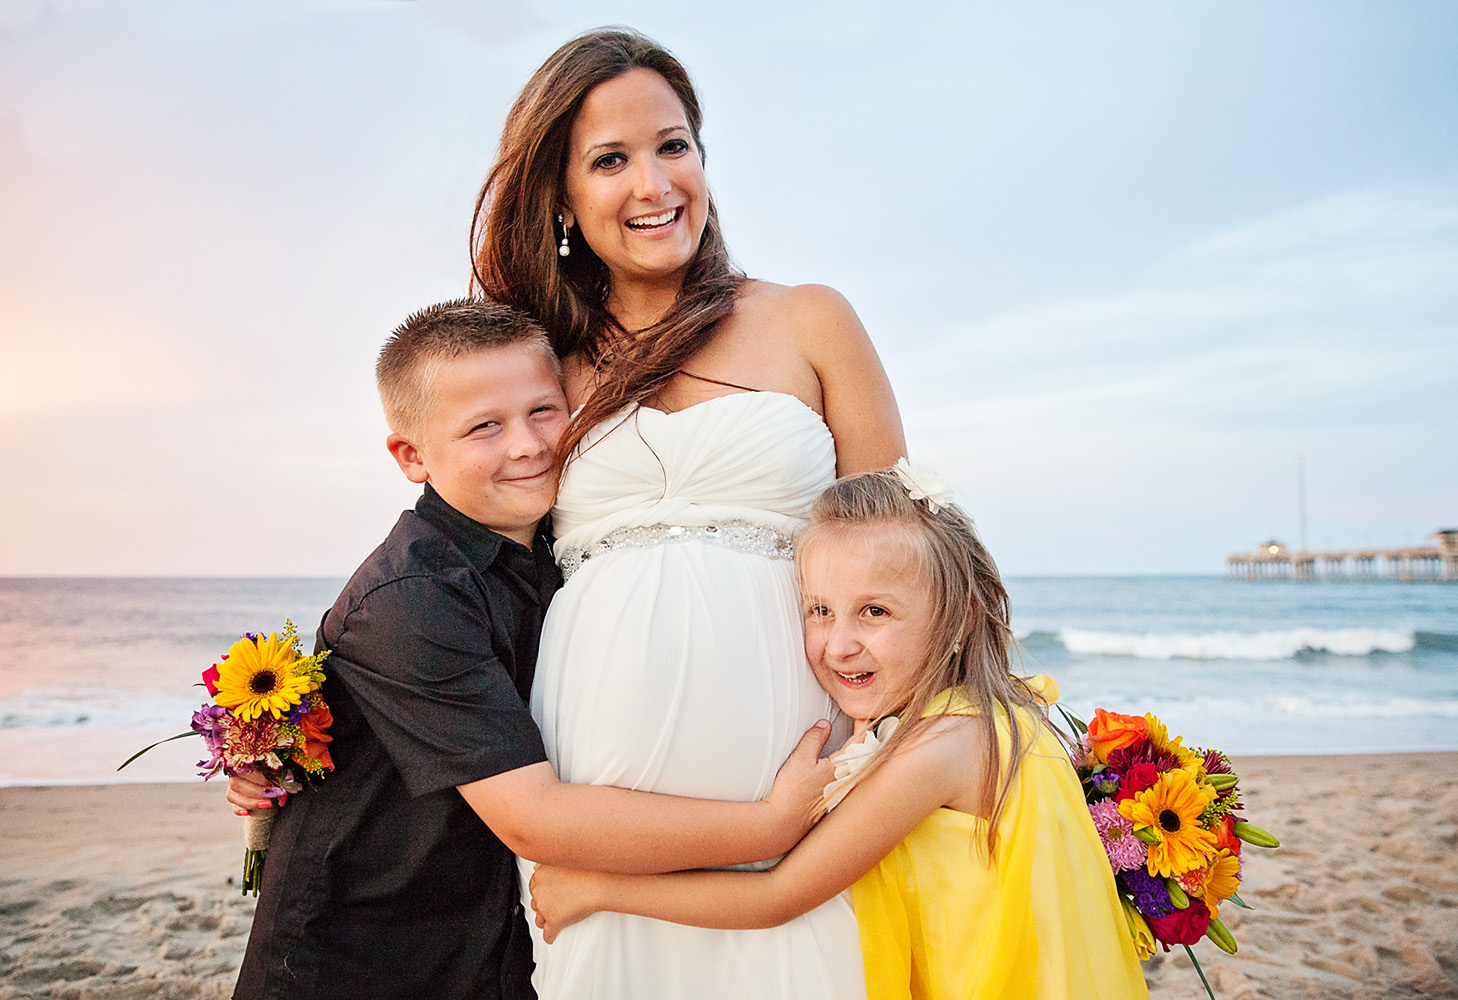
[[377, 298, 559, 443]]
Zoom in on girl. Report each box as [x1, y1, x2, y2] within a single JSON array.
[[530, 465, 1150, 1000]]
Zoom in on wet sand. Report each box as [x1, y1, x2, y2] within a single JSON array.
[[2, 753, 1456, 998]]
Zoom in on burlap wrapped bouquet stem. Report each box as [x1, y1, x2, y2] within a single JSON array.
[[244, 809, 275, 850], [240, 809, 276, 894]]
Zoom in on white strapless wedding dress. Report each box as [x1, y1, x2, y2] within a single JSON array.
[[519, 391, 865, 1000]]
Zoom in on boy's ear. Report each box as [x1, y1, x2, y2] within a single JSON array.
[[386, 433, 430, 485]]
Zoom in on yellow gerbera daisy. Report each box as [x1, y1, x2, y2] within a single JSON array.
[[1176, 848, 1241, 916], [1144, 713, 1201, 770], [1118, 769, 1218, 877], [214, 633, 314, 722]]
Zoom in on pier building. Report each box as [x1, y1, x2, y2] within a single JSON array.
[[1226, 530, 1458, 582]]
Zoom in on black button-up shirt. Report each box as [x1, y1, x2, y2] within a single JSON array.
[[234, 485, 556, 1000]]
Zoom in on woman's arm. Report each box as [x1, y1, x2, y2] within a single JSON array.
[[530, 719, 971, 938], [788, 284, 906, 476]]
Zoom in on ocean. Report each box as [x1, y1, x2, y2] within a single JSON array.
[[1, 576, 1454, 785]]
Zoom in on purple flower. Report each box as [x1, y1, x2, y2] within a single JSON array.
[[1203, 749, 1233, 774], [1092, 770, 1122, 796], [266, 770, 303, 796], [191, 703, 229, 779], [285, 698, 311, 725], [191, 703, 226, 734], [1119, 866, 1174, 918], [1089, 800, 1146, 871]]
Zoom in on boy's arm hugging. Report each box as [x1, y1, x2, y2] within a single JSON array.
[[457, 721, 833, 874]]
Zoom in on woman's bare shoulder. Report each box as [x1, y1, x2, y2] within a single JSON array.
[[733, 278, 902, 470], [730, 281, 865, 359], [734, 279, 856, 324]]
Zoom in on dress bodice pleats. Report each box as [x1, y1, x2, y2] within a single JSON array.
[[552, 391, 836, 555]]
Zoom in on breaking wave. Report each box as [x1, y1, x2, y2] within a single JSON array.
[[1033, 627, 1430, 661]]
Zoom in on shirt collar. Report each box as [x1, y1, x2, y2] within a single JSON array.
[[414, 484, 507, 571], [413, 485, 558, 604]]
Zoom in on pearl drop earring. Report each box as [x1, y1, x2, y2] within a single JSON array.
[[557, 215, 571, 257]]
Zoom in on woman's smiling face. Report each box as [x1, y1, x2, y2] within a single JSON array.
[[563, 68, 708, 292]]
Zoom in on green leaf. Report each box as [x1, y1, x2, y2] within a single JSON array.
[[1184, 944, 1216, 1000], [1227, 890, 1253, 910], [116, 731, 197, 771], [1056, 704, 1088, 736]]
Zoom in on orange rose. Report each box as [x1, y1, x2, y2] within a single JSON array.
[[1086, 708, 1148, 762], [299, 700, 335, 771], [1214, 813, 1242, 856]]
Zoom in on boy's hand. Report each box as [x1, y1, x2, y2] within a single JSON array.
[[225, 771, 285, 817], [529, 865, 606, 944], [764, 720, 835, 846]]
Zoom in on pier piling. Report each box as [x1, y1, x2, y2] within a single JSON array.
[[1226, 530, 1458, 582]]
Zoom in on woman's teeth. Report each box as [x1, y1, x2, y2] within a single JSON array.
[[626, 209, 677, 230], [837, 671, 873, 685]]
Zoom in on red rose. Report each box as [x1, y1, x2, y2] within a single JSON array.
[[1116, 762, 1159, 803], [1146, 897, 1211, 947], [202, 663, 221, 697]]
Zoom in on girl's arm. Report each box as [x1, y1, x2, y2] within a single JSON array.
[[530, 718, 972, 938], [787, 284, 907, 476]]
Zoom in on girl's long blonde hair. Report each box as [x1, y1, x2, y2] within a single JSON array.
[[798, 470, 1049, 856]]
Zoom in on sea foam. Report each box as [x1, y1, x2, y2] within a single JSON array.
[[1059, 627, 1417, 661]]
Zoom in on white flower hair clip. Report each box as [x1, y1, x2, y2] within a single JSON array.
[[892, 458, 954, 514]]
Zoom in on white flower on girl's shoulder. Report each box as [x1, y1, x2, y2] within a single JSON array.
[[892, 458, 954, 514], [822, 716, 899, 812]]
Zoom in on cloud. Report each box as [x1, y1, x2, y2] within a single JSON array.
[[880, 184, 1458, 572], [897, 184, 1458, 438]]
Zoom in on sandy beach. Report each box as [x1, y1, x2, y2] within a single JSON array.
[[2, 753, 1455, 999]]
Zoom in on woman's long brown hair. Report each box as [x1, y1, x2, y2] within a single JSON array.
[[470, 27, 744, 469]]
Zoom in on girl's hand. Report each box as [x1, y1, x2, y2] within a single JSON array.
[[765, 720, 836, 841], [224, 771, 285, 817], [529, 865, 606, 943]]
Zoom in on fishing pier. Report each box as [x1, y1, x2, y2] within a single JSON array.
[[1226, 530, 1458, 582]]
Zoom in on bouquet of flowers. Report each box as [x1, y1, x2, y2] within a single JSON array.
[[1060, 707, 1279, 998], [120, 621, 333, 895]]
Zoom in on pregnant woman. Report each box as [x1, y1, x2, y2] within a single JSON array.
[[471, 28, 905, 998]]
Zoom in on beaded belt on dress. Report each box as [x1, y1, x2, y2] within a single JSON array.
[[558, 519, 795, 581]]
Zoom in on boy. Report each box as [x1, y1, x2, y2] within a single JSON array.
[[231, 299, 830, 1000]]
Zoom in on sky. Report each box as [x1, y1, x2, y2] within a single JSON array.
[[1, 0, 1454, 576]]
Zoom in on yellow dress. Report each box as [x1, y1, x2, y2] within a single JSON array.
[[852, 685, 1149, 1000]]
